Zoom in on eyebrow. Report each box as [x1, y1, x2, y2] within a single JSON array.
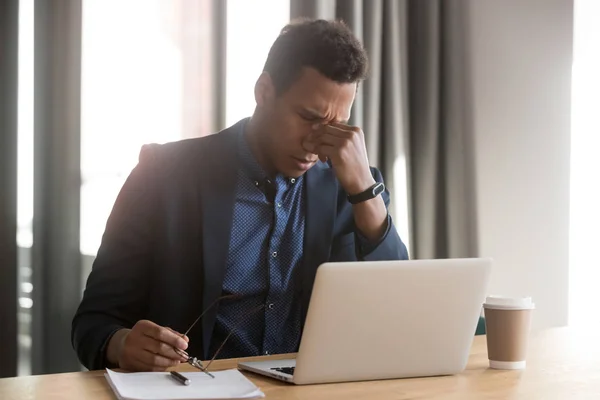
[[301, 108, 349, 124]]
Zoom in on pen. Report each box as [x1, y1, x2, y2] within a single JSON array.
[[170, 371, 191, 386]]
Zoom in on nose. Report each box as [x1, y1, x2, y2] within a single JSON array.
[[302, 139, 317, 154]]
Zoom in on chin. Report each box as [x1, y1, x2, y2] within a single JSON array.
[[281, 169, 305, 179], [280, 163, 314, 178], [276, 157, 315, 178]]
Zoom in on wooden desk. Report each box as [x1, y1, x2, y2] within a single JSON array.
[[2, 328, 600, 399]]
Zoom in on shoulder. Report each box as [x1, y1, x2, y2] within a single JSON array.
[[137, 120, 244, 172]]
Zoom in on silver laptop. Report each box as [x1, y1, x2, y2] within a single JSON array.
[[238, 258, 492, 385]]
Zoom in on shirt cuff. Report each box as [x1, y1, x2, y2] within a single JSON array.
[[355, 214, 392, 258]]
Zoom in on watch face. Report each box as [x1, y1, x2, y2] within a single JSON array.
[[372, 182, 385, 196]]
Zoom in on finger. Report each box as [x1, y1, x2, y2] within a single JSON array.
[[166, 327, 189, 342], [173, 347, 190, 361], [139, 335, 188, 362], [304, 128, 345, 158], [312, 131, 346, 148], [302, 134, 320, 154], [120, 345, 173, 372], [302, 135, 330, 162], [131, 353, 172, 372], [124, 353, 161, 372], [313, 123, 355, 138], [119, 357, 148, 372], [136, 348, 181, 369], [327, 121, 361, 133], [314, 144, 335, 163], [310, 134, 346, 165], [142, 321, 188, 350]]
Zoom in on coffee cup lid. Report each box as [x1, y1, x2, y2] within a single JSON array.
[[483, 296, 535, 310]]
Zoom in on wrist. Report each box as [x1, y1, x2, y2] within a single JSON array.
[[352, 195, 388, 241], [106, 328, 130, 367], [345, 175, 376, 196]]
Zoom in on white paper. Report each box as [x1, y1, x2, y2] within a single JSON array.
[[105, 369, 265, 400]]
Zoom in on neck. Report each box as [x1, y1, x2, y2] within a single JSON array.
[[245, 115, 277, 177]]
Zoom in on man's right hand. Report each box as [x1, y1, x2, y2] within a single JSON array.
[[106, 320, 190, 371]]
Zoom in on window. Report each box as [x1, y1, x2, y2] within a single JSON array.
[[225, 0, 290, 125], [17, 0, 33, 251], [569, 0, 600, 327], [81, 0, 201, 255], [80, 0, 290, 256], [17, 0, 34, 376]]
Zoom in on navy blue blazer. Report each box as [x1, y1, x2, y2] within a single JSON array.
[[71, 119, 409, 370]]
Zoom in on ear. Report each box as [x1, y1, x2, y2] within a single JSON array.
[[254, 72, 275, 107]]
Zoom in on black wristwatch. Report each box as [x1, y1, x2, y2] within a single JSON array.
[[347, 182, 385, 204]]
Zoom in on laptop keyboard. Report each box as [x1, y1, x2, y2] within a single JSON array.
[[270, 367, 295, 376]]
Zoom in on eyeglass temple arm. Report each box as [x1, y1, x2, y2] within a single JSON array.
[[172, 293, 244, 376], [203, 304, 265, 371], [183, 293, 242, 337]]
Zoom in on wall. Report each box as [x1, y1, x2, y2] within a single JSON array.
[[467, 0, 573, 329]]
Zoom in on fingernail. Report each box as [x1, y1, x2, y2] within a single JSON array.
[[174, 348, 186, 358]]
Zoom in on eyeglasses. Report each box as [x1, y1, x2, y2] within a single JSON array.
[[173, 294, 265, 378]]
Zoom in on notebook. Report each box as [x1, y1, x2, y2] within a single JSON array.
[[105, 369, 264, 400]]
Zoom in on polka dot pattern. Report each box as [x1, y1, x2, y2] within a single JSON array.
[[209, 128, 305, 359]]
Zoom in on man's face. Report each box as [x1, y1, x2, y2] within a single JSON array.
[[255, 67, 357, 178]]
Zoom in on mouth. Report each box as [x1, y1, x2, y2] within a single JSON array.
[[291, 156, 316, 171]]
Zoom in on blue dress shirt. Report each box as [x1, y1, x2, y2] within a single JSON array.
[[209, 126, 305, 359]]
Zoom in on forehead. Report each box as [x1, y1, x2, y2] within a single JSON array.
[[282, 67, 357, 122]]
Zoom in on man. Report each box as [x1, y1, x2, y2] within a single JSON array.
[[72, 18, 409, 372]]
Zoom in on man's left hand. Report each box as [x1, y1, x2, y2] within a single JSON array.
[[303, 122, 375, 194]]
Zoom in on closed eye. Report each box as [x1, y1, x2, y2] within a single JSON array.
[[299, 113, 321, 122]]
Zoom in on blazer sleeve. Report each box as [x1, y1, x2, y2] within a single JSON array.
[[71, 144, 161, 370], [354, 167, 410, 261]]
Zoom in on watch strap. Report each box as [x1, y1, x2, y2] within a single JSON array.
[[347, 182, 385, 204]]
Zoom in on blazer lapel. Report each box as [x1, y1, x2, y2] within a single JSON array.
[[301, 162, 337, 324], [199, 127, 240, 358]]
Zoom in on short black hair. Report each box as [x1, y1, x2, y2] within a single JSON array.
[[263, 18, 368, 95]]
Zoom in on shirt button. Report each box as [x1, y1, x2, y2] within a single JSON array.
[[276, 202, 282, 207], [272, 251, 277, 258], [267, 303, 274, 310], [290, 178, 296, 184], [264, 350, 270, 355], [254, 181, 259, 187]]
